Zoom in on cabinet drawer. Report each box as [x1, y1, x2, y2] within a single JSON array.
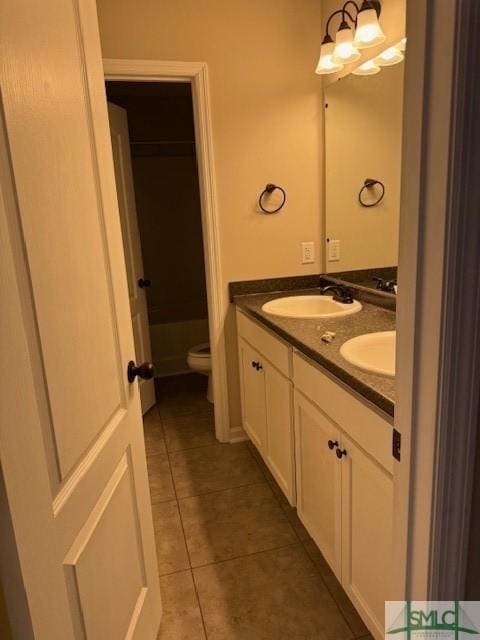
[[293, 351, 393, 473], [236, 309, 291, 377]]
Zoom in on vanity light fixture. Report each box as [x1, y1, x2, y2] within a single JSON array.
[[353, 38, 406, 77], [316, 34, 344, 74], [315, 0, 384, 75], [375, 45, 404, 66], [352, 58, 381, 76], [333, 19, 361, 64], [353, 0, 386, 49]]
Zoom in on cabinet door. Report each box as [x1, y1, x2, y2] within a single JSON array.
[[340, 435, 393, 640], [294, 391, 342, 579], [238, 339, 267, 451], [264, 365, 295, 504]]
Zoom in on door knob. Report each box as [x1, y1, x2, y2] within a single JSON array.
[[138, 278, 151, 288], [127, 360, 155, 383], [336, 448, 347, 459], [328, 440, 338, 450]]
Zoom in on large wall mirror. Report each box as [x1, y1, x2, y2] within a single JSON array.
[[324, 62, 405, 278]]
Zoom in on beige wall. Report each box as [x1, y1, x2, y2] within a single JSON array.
[[97, 0, 324, 427], [325, 62, 404, 272]]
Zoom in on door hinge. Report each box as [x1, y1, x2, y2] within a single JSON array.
[[392, 429, 401, 461]]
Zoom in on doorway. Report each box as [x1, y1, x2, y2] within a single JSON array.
[[103, 60, 230, 443], [106, 80, 210, 414]]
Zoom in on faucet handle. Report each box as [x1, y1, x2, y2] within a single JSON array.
[[373, 277, 396, 293]]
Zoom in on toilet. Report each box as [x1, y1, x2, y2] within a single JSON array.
[[187, 343, 213, 403]]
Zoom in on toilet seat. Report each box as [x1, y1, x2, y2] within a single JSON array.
[[188, 343, 211, 359], [187, 343, 213, 403]]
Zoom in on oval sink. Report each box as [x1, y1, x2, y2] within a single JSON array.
[[262, 295, 362, 319], [340, 331, 396, 378]]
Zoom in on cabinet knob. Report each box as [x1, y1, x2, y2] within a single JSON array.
[[336, 448, 347, 459], [251, 361, 263, 371], [328, 440, 338, 450]]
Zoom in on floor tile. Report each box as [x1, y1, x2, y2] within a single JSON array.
[[323, 574, 369, 638], [281, 504, 311, 542], [246, 441, 294, 505], [246, 439, 310, 541], [193, 545, 353, 640], [303, 539, 335, 578], [163, 412, 217, 452], [170, 443, 264, 498], [147, 453, 175, 504], [179, 483, 297, 567], [157, 374, 213, 420], [152, 500, 190, 575], [143, 409, 166, 456], [143, 405, 161, 427], [157, 570, 206, 640]]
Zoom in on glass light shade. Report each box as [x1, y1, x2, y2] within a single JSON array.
[[353, 8, 386, 49], [398, 37, 407, 52], [352, 59, 381, 76], [315, 40, 344, 75], [333, 24, 361, 64], [375, 45, 404, 66]]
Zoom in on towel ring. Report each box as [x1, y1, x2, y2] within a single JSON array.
[[358, 178, 385, 208], [259, 183, 287, 214]]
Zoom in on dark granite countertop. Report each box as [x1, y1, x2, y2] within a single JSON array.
[[234, 288, 395, 418]]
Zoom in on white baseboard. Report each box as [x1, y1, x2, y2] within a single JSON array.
[[229, 425, 248, 444]]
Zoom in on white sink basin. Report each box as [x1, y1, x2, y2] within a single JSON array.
[[262, 295, 362, 319], [340, 331, 396, 378]]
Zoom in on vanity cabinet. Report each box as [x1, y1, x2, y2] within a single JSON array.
[[237, 311, 295, 504], [294, 391, 342, 576], [293, 351, 393, 640], [340, 432, 393, 639], [238, 338, 267, 451], [236, 309, 393, 640]]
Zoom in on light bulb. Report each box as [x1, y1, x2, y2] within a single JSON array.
[[352, 59, 381, 76], [315, 36, 344, 75], [375, 45, 404, 67], [353, 5, 386, 49], [333, 22, 361, 64]]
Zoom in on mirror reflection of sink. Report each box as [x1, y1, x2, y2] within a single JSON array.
[[340, 331, 396, 378], [261, 295, 362, 319]]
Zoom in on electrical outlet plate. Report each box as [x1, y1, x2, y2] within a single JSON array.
[[301, 241, 315, 264], [328, 239, 340, 262]]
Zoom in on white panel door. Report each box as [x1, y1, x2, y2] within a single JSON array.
[[340, 435, 393, 640], [264, 364, 295, 505], [0, 1, 161, 638], [238, 339, 267, 452], [294, 391, 342, 579], [108, 102, 155, 415]]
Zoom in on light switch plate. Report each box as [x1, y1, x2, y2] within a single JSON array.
[[301, 242, 315, 264], [328, 239, 340, 262]]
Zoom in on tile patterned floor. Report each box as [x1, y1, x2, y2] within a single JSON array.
[[146, 374, 374, 640]]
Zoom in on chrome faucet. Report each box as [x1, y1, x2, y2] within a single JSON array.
[[320, 284, 354, 304]]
